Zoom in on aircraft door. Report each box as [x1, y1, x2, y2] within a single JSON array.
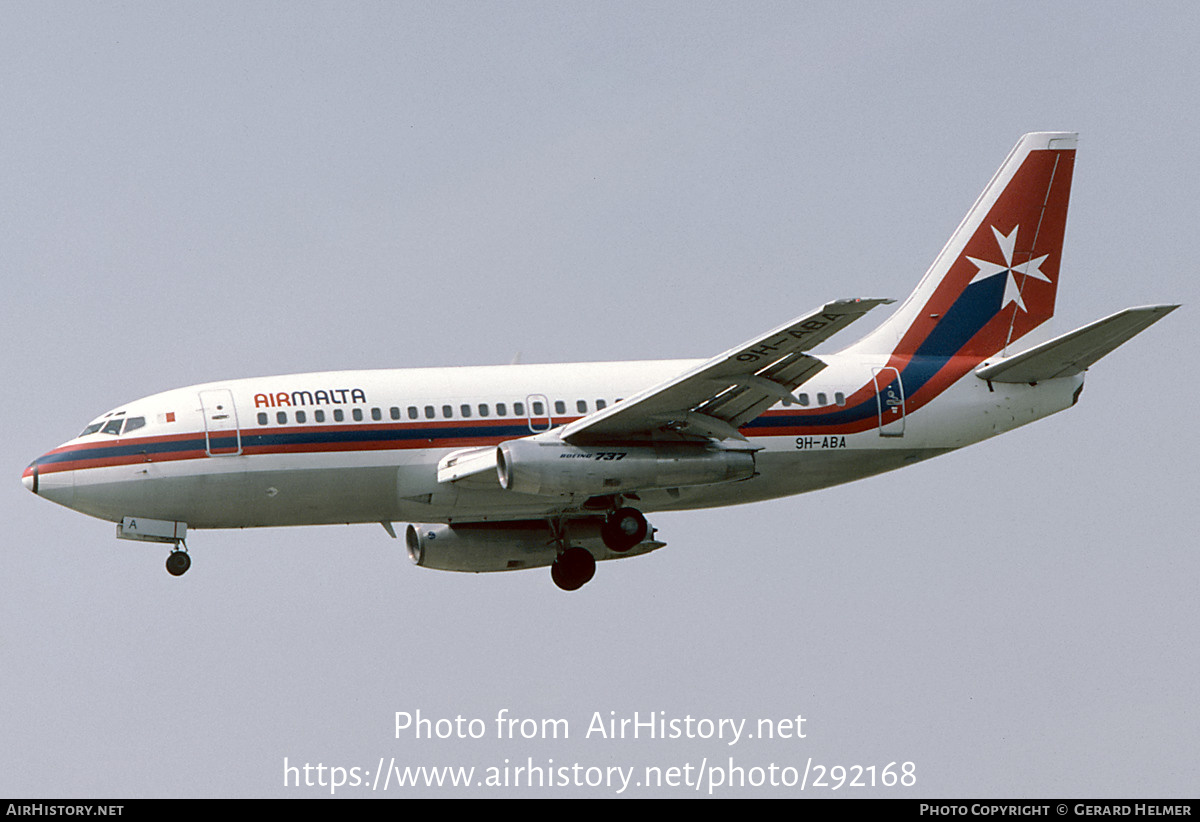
[[199, 389, 243, 456], [872, 367, 906, 437], [526, 394, 552, 432]]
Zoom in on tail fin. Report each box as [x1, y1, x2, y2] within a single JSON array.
[[854, 132, 1077, 362]]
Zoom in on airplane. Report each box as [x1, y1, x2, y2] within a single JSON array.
[[21, 132, 1177, 591]]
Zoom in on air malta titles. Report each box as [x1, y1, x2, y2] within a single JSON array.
[[253, 388, 368, 408]]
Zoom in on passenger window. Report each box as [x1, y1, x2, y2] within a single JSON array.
[[353, 408, 364, 422], [576, 400, 587, 413], [257, 413, 268, 426], [408, 406, 418, 420], [478, 404, 489, 417], [315, 409, 325, 423], [797, 394, 810, 407], [835, 392, 846, 406], [496, 403, 507, 416], [334, 409, 344, 422], [460, 404, 471, 418], [371, 408, 382, 421], [390, 407, 401, 420], [296, 410, 307, 424], [596, 399, 607, 410], [554, 400, 566, 414], [276, 411, 288, 424], [514, 402, 525, 416], [442, 405, 453, 418], [817, 392, 828, 406], [102, 419, 123, 435], [424, 406, 435, 419], [531, 401, 543, 415]]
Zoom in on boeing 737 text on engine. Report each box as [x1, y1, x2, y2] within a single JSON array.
[[22, 133, 1177, 590]]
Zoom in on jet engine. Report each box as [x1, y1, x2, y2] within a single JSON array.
[[495, 439, 755, 497], [405, 520, 662, 574]]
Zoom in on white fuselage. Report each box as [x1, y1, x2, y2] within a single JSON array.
[[24, 354, 1083, 530]]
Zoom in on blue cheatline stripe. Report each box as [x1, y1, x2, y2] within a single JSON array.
[[752, 279, 1007, 430], [36, 437, 208, 466], [913, 276, 1005, 360], [744, 399, 876, 430], [35, 422, 538, 467], [40, 319, 1001, 470]]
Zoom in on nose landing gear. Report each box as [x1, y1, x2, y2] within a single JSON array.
[[166, 545, 190, 576], [115, 517, 192, 577]]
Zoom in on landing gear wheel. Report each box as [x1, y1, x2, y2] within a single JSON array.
[[166, 550, 191, 577], [601, 507, 648, 553], [550, 546, 596, 591]]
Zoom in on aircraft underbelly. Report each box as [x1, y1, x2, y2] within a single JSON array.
[[635, 446, 952, 513], [67, 465, 399, 528]]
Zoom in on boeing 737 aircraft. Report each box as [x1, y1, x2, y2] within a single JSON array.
[[22, 132, 1177, 590]]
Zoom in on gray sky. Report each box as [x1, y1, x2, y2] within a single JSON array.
[[3, 2, 1196, 797]]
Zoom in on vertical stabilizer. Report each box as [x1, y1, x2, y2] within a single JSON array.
[[852, 132, 1077, 362]]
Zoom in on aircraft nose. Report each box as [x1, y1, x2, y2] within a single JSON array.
[[24, 454, 77, 508], [21, 462, 38, 495], [24, 449, 77, 509]]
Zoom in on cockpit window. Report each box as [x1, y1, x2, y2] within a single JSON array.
[[81, 412, 145, 437]]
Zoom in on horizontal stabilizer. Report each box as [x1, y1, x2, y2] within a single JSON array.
[[976, 305, 1179, 383]]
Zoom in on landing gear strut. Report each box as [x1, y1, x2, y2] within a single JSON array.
[[166, 546, 191, 577]]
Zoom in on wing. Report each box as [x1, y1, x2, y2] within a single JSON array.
[[559, 298, 892, 443]]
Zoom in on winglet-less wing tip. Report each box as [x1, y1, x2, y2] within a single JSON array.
[[559, 297, 895, 443], [829, 297, 895, 310]]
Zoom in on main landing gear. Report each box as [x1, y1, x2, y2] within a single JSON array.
[[600, 507, 648, 553], [550, 546, 595, 591], [166, 545, 191, 576], [548, 506, 650, 591], [547, 517, 595, 592]]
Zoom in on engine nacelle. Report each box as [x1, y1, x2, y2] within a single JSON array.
[[495, 439, 755, 497], [405, 520, 662, 573]]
